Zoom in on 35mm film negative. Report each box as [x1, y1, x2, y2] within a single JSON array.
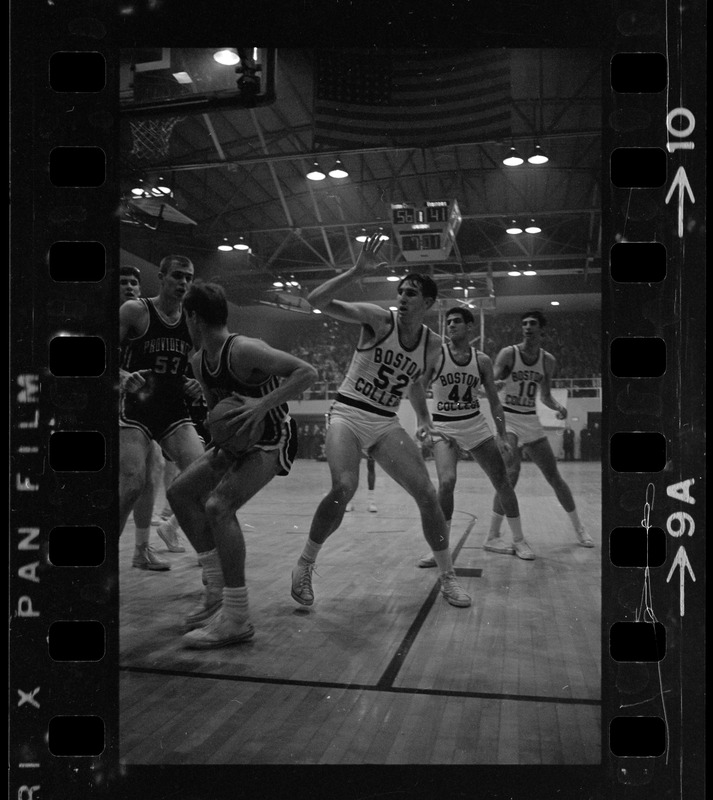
[[10, 1, 705, 797]]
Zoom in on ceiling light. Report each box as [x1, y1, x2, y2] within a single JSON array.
[[306, 162, 326, 180], [453, 283, 464, 290], [527, 144, 549, 164], [312, 309, 322, 314], [387, 274, 400, 282], [156, 176, 172, 195], [506, 221, 523, 234], [213, 48, 240, 66], [328, 160, 349, 178], [523, 270, 537, 276], [217, 238, 233, 252], [508, 270, 522, 277], [389, 306, 398, 311], [131, 186, 144, 196], [550, 301, 560, 306], [525, 220, 541, 234], [273, 280, 284, 288], [355, 229, 368, 243], [233, 237, 250, 250], [503, 146, 524, 166]]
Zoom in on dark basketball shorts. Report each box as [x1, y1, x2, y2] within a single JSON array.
[[120, 386, 195, 445], [210, 416, 298, 477]]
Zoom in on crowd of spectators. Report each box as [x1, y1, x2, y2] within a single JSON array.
[[288, 311, 601, 396]]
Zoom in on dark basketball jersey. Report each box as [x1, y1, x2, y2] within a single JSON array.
[[196, 333, 289, 447], [121, 298, 193, 395]]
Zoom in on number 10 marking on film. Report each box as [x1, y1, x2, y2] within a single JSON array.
[[664, 107, 696, 238]]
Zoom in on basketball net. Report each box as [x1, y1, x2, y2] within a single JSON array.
[[128, 117, 183, 161]]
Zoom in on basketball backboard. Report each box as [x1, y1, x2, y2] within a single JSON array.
[[119, 47, 275, 118]]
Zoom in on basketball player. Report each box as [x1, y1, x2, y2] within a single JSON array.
[[167, 281, 317, 648], [291, 232, 471, 609], [416, 307, 535, 564], [119, 255, 205, 569], [119, 266, 182, 571], [486, 310, 594, 553]]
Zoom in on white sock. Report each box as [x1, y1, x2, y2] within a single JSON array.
[[300, 538, 322, 564], [198, 549, 224, 593], [134, 527, 150, 548], [567, 509, 583, 531], [505, 516, 524, 543], [488, 512, 504, 537], [432, 548, 454, 574], [222, 586, 249, 626]]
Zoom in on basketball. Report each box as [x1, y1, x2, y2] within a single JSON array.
[[207, 396, 265, 457]]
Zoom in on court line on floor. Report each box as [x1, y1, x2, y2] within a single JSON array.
[[118, 664, 600, 707], [375, 514, 476, 690]]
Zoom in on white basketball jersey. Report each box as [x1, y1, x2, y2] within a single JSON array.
[[499, 345, 545, 414], [430, 344, 483, 420], [337, 310, 432, 415]]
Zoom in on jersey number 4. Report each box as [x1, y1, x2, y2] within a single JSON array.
[[448, 385, 475, 403]]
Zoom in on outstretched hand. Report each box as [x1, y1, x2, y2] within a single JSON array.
[[354, 230, 388, 275]]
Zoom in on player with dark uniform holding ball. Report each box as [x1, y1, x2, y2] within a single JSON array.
[[167, 281, 318, 649], [486, 310, 594, 555]]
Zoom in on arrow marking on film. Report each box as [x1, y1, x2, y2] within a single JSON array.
[[664, 165, 695, 238], [666, 545, 696, 617]]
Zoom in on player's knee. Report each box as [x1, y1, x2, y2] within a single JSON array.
[[120, 461, 145, 499], [204, 494, 232, 523], [331, 475, 357, 502], [506, 465, 521, 486], [414, 481, 439, 508]]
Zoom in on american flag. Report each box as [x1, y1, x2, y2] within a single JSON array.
[[313, 48, 512, 150]]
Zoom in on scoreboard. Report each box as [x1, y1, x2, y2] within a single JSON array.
[[390, 200, 462, 262]]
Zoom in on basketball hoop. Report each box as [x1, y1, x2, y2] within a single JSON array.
[[128, 117, 183, 161]]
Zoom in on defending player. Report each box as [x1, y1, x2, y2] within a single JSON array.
[[416, 307, 535, 564], [119, 266, 184, 571], [486, 311, 594, 554], [167, 281, 318, 648], [290, 232, 472, 609], [119, 255, 205, 568]]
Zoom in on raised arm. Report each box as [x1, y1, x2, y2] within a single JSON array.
[[539, 351, 567, 419], [307, 231, 390, 329]]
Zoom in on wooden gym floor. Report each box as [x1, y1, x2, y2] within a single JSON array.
[[119, 458, 601, 765]]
